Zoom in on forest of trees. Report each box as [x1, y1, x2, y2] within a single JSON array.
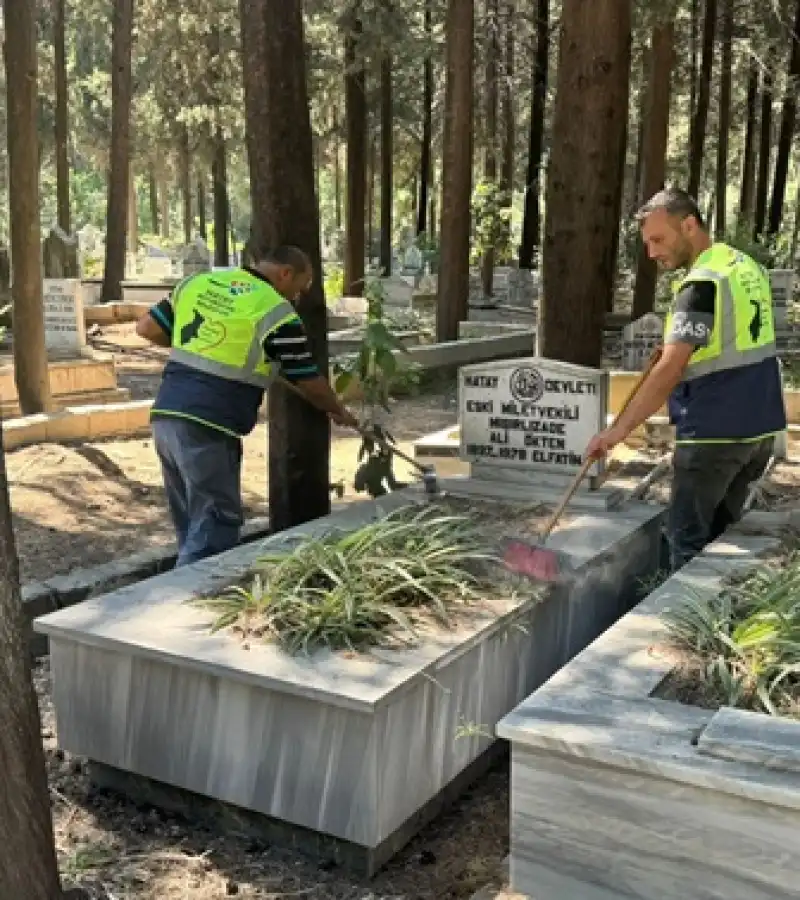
[[0, 0, 799, 894]]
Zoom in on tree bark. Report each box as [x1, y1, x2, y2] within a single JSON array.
[[344, 7, 366, 296], [159, 175, 170, 239], [211, 125, 229, 266], [767, 0, 800, 236], [753, 60, 773, 239], [380, 32, 393, 275], [197, 176, 207, 241], [519, 0, 548, 269], [148, 164, 159, 234], [738, 58, 759, 228], [4, 0, 53, 414], [417, 0, 433, 235], [689, 0, 699, 126], [632, 19, 675, 320], [481, 0, 499, 297], [542, 0, 631, 365], [436, 0, 474, 341], [0, 429, 63, 899], [53, 0, 70, 235], [790, 163, 800, 265], [101, 0, 134, 304], [501, 0, 514, 192], [714, 0, 732, 239], [240, 0, 330, 531], [333, 105, 342, 231], [127, 164, 137, 255], [687, 0, 716, 198], [180, 126, 192, 244]]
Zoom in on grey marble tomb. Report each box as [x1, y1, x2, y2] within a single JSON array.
[[36, 482, 663, 875], [498, 512, 800, 900]]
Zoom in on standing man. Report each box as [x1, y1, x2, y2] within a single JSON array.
[[136, 244, 358, 567], [587, 188, 786, 570]]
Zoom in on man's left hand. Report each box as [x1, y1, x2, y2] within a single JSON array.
[[585, 425, 627, 460], [330, 407, 359, 429]]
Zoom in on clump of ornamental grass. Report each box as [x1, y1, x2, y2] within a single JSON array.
[[196, 505, 499, 656], [662, 552, 800, 718]]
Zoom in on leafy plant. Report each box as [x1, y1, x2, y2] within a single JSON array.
[[323, 265, 344, 303], [195, 505, 498, 655], [724, 225, 795, 271], [470, 179, 513, 266], [662, 554, 800, 717]]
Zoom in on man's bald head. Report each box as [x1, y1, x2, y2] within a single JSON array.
[[251, 243, 314, 303]]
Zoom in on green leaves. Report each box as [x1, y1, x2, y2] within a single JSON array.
[[195, 505, 500, 656], [662, 553, 800, 718]]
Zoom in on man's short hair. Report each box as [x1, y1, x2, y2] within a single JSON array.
[[253, 243, 312, 272], [635, 188, 706, 229]]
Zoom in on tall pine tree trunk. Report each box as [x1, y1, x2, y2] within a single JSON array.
[[239, 0, 330, 531], [4, 0, 52, 414], [632, 19, 675, 319], [101, 0, 134, 304], [738, 58, 759, 228], [0, 431, 64, 899], [148, 165, 159, 233], [754, 60, 773, 239], [417, 0, 433, 235], [436, 0, 474, 341], [127, 165, 137, 255], [54, 0, 70, 236], [687, 0, 716, 198], [159, 175, 170, 238], [542, 0, 631, 365], [180, 126, 192, 244], [212, 125, 229, 266], [714, 0, 732, 239], [344, 7, 366, 296], [501, 0, 514, 193], [767, 0, 800, 236], [380, 34, 393, 275], [333, 105, 342, 230], [519, 0, 548, 269], [197, 176, 207, 241], [481, 0, 499, 297]]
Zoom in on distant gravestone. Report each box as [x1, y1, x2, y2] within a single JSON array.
[[181, 238, 212, 278], [459, 356, 607, 479], [622, 313, 663, 371], [42, 279, 86, 354], [507, 269, 538, 308], [330, 295, 368, 319], [381, 274, 414, 308], [43, 226, 79, 279], [770, 269, 794, 331]]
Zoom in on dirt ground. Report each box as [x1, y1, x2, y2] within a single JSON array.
[[36, 661, 509, 900], [11, 323, 463, 584]]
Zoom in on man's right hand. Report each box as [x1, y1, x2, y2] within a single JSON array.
[[330, 407, 359, 430]]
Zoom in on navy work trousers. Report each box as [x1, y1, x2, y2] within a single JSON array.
[[152, 416, 244, 567]]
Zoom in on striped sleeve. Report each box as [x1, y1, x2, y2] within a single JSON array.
[[263, 316, 320, 382], [148, 295, 175, 337]]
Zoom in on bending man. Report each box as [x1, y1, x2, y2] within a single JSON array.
[[136, 244, 358, 566]]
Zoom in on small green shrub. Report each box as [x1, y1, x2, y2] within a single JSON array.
[[196, 505, 498, 655], [324, 266, 344, 303]]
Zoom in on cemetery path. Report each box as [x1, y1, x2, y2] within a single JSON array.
[[37, 658, 510, 899], [10, 388, 464, 585]]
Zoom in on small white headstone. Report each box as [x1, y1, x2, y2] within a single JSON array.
[[142, 257, 172, 280], [622, 313, 663, 371], [181, 238, 211, 278], [507, 269, 538, 308], [402, 244, 423, 273], [770, 269, 794, 330], [459, 356, 607, 478], [330, 295, 368, 318], [42, 279, 86, 354], [381, 275, 414, 308]]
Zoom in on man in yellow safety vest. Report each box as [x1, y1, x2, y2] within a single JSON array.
[[587, 188, 787, 570], [136, 244, 358, 566]]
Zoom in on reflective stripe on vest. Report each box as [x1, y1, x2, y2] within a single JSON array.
[[167, 270, 297, 389], [665, 248, 777, 382]]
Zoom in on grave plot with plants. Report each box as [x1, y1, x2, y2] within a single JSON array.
[[495, 513, 800, 900], [36, 480, 661, 874]]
